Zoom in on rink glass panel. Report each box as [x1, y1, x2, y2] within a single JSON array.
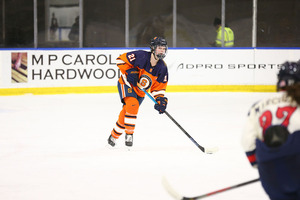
[[0, 0, 299, 48]]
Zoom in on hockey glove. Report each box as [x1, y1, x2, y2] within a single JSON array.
[[154, 97, 168, 114], [126, 68, 139, 87]]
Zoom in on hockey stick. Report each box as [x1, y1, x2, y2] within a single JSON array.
[[162, 176, 260, 200], [137, 83, 218, 154]]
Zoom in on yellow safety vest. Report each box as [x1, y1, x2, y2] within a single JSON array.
[[215, 26, 234, 47]]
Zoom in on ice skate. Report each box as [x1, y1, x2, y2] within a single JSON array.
[[125, 134, 133, 147], [108, 135, 116, 147]]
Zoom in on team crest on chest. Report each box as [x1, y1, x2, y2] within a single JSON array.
[[139, 74, 152, 91]]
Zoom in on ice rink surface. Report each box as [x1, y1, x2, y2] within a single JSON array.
[[0, 92, 275, 200]]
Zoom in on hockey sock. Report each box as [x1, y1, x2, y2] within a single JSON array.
[[111, 106, 126, 139], [124, 97, 139, 134]]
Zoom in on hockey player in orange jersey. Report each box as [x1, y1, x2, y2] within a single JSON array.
[[108, 37, 169, 147]]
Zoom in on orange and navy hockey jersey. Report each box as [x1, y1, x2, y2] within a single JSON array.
[[117, 50, 168, 99]]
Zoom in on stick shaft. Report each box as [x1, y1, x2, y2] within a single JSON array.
[[138, 84, 205, 152], [164, 111, 205, 152]]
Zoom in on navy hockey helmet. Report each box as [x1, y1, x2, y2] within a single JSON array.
[[277, 61, 300, 91], [150, 36, 168, 59]]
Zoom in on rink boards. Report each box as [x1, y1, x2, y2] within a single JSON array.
[[1, 48, 300, 95]]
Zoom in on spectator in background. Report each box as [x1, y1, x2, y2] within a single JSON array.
[[68, 16, 79, 42], [211, 17, 234, 47], [50, 13, 58, 41], [241, 61, 300, 200]]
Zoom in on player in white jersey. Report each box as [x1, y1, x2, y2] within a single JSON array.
[[241, 61, 300, 200]]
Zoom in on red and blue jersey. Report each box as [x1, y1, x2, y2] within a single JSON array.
[[242, 91, 300, 199], [242, 92, 300, 166]]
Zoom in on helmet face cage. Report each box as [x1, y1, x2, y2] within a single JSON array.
[[150, 37, 168, 60], [277, 61, 300, 91]]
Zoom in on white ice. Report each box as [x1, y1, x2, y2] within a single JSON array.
[[0, 92, 274, 200]]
